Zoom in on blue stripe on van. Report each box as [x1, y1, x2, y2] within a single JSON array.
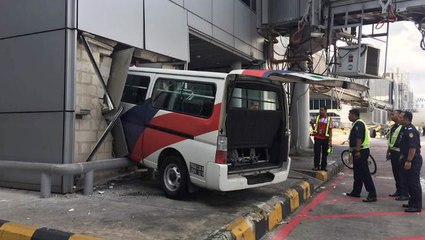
[[120, 99, 159, 154]]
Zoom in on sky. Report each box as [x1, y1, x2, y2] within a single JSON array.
[[362, 21, 425, 98]]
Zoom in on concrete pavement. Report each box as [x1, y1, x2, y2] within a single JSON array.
[[263, 136, 425, 240], [0, 134, 348, 240]]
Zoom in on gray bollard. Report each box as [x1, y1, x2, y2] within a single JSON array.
[[84, 170, 94, 196], [40, 173, 52, 198]]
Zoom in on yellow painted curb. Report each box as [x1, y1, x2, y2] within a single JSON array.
[[268, 202, 283, 231], [226, 217, 255, 240], [299, 181, 311, 200], [315, 170, 328, 181], [0, 222, 37, 240], [285, 188, 300, 212]]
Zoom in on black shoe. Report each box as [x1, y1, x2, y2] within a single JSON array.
[[389, 192, 401, 197], [405, 208, 422, 213], [402, 204, 410, 208], [395, 196, 409, 201], [362, 197, 377, 202], [312, 167, 319, 171], [321, 168, 328, 172], [345, 192, 361, 198]]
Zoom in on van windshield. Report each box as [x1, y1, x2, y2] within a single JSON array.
[[229, 87, 279, 111]]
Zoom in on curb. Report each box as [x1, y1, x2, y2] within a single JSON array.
[[206, 161, 344, 240], [0, 219, 103, 240]]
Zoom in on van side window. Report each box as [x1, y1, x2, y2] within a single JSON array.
[[121, 75, 151, 105], [229, 88, 279, 111], [152, 78, 216, 118]]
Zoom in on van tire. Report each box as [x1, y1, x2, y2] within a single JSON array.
[[160, 155, 189, 199], [370, 129, 376, 138]]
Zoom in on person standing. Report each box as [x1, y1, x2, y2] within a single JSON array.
[[387, 110, 409, 200], [399, 111, 422, 213], [345, 109, 377, 202], [311, 106, 333, 171]]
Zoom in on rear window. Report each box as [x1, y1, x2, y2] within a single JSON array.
[[151, 78, 216, 118], [229, 88, 279, 111]]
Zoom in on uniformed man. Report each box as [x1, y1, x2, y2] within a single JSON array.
[[387, 110, 409, 200], [399, 111, 422, 213], [345, 109, 377, 202], [311, 106, 333, 171]]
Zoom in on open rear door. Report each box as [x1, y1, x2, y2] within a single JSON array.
[[227, 69, 368, 92]]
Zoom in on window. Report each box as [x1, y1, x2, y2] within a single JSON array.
[[229, 88, 279, 111], [152, 78, 216, 118], [240, 0, 256, 12], [122, 75, 150, 105]]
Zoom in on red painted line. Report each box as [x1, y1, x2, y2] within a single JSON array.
[[384, 237, 425, 240], [307, 210, 425, 220], [272, 176, 349, 240], [322, 196, 397, 202]]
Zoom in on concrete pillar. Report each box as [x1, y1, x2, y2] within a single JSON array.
[[290, 83, 311, 149]]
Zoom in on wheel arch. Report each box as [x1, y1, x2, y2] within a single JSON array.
[[158, 148, 186, 171]]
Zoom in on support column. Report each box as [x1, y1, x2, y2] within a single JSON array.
[[290, 83, 311, 149]]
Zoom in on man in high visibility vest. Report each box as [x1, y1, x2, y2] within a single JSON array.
[[387, 110, 409, 200], [311, 106, 333, 171], [345, 109, 377, 202]]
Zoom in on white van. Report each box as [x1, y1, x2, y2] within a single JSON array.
[[119, 67, 291, 198]]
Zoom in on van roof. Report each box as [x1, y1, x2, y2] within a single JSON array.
[[129, 67, 228, 79]]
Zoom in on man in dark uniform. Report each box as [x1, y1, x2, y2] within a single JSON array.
[[345, 109, 377, 202], [387, 110, 409, 200], [399, 111, 422, 213]]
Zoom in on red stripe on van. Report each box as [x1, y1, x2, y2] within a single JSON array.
[[241, 69, 268, 78], [131, 103, 221, 161]]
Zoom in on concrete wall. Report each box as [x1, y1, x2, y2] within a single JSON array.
[[75, 39, 114, 162]]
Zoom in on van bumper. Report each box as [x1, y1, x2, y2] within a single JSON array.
[[205, 157, 291, 191]]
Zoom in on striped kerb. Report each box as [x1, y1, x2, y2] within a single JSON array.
[[285, 188, 300, 212], [0, 222, 37, 240], [226, 217, 255, 240], [268, 202, 283, 231]]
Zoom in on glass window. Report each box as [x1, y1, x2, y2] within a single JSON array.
[[152, 78, 216, 118], [229, 87, 279, 111], [121, 75, 150, 105], [332, 100, 338, 109]]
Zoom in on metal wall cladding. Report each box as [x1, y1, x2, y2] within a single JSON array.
[[0, 112, 64, 191], [145, 0, 189, 61], [78, 0, 144, 49], [0, 0, 67, 39], [0, 30, 66, 112], [269, 0, 308, 25]]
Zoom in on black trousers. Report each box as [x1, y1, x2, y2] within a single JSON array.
[[390, 150, 408, 197], [352, 149, 377, 198], [314, 138, 329, 169], [403, 156, 423, 209]]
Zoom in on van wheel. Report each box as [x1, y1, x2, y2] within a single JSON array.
[[370, 129, 376, 138], [160, 155, 189, 199]]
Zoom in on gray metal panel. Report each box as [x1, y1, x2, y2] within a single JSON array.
[[212, 26, 234, 47], [0, 112, 64, 192], [269, 0, 307, 24], [185, 0, 212, 22], [0, 30, 66, 112], [78, 0, 144, 49], [251, 12, 263, 52], [0, 0, 66, 39], [62, 112, 75, 193], [188, 13, 213, 37], [234, 0, 252, 41], [170, 0, 184, 6], [145, 0, 189, 61], [65, 30, 77, 112], [235, 38, 251, 56], [212, 0, 234, 34]]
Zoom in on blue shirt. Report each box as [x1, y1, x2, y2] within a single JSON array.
[[399, 123, 421, 157]]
